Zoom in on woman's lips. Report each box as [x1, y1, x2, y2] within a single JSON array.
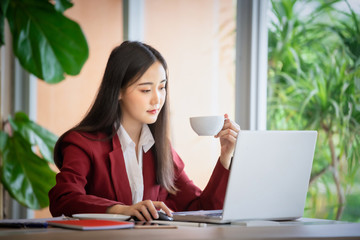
[[147, 109, 159, 114]]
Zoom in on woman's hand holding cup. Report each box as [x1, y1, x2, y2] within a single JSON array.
[[215, 113, 240, 169], [190, 114, 240, 170]]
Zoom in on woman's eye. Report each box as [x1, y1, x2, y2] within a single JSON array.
[[141, 89, 151, 93]]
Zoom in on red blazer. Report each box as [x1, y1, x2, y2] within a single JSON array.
[[49, 131, 229, 217]]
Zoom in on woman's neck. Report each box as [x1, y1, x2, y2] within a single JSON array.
[[121, 121, 142, 145]]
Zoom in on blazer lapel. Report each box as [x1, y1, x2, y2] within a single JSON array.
[[109, 134, 132, 205]]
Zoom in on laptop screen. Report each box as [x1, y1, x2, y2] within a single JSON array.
[[222, 131, 317, 221]]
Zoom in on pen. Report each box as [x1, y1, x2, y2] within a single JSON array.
[[24, 222, 49, 228], [151, 220, 207, 227]]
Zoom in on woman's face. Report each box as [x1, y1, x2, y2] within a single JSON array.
[[120, 61, 167, 128]]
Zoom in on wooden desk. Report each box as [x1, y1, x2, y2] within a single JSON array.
[[0, 221, 360, 240]]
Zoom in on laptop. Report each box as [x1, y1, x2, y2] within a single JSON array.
[[172, 130, 317, 223]]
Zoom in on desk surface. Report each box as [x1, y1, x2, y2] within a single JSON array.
[[0, 221, 360, 240]]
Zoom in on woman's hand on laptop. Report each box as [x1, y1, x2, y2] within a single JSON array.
[[215, 113, 240, 170], [106, 200, 172, 221]]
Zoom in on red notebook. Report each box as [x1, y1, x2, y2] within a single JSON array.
[[47, 219, 134, 231]]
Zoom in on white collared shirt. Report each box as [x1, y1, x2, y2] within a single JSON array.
[[117, 124, 155, 204]]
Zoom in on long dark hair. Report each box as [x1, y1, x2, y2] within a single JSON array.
[[54, 41, 176, 194]]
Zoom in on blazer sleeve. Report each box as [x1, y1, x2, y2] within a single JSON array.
[[48, 132, 121, 217], [164, 148, 230, 211]]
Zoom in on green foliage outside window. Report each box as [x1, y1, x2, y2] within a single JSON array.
[[268, 0, 360, 221]]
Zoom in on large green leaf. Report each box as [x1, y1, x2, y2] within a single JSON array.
[[8, 112, 58, 164], [0, 131, 56, 209], [6, 0, 88, 83]]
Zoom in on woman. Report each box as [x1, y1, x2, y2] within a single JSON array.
[[49, 41, 240, 221]]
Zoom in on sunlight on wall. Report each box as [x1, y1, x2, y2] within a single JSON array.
[[143, 0, 236, 189]]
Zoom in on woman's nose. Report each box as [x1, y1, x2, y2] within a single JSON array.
[[150, 90, 160, 105]]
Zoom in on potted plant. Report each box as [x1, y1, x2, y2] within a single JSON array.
[[0, 0, 88, 210]]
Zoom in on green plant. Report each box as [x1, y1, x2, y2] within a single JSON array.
[[0, 113, 57, 209], [0, 0, 88, 83], [268, 0, 360, 221], [0, 0, 88, 209]]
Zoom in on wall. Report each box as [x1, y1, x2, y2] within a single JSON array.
[[37, 0, 123, 136], [143, 0, 236, 188]]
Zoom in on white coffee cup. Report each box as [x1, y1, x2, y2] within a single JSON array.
[[189, 115, 224, 136]]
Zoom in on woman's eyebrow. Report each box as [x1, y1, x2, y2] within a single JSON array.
[[137, 79, 167, 86]]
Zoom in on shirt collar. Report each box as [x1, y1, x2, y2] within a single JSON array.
[[139, 124, 155, 153], [117, 124, 155, 153]]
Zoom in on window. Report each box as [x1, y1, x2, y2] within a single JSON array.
[[267, 0, 360, 221]]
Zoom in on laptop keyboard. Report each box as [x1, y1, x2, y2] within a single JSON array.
[[173, 210, 223, 219]]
